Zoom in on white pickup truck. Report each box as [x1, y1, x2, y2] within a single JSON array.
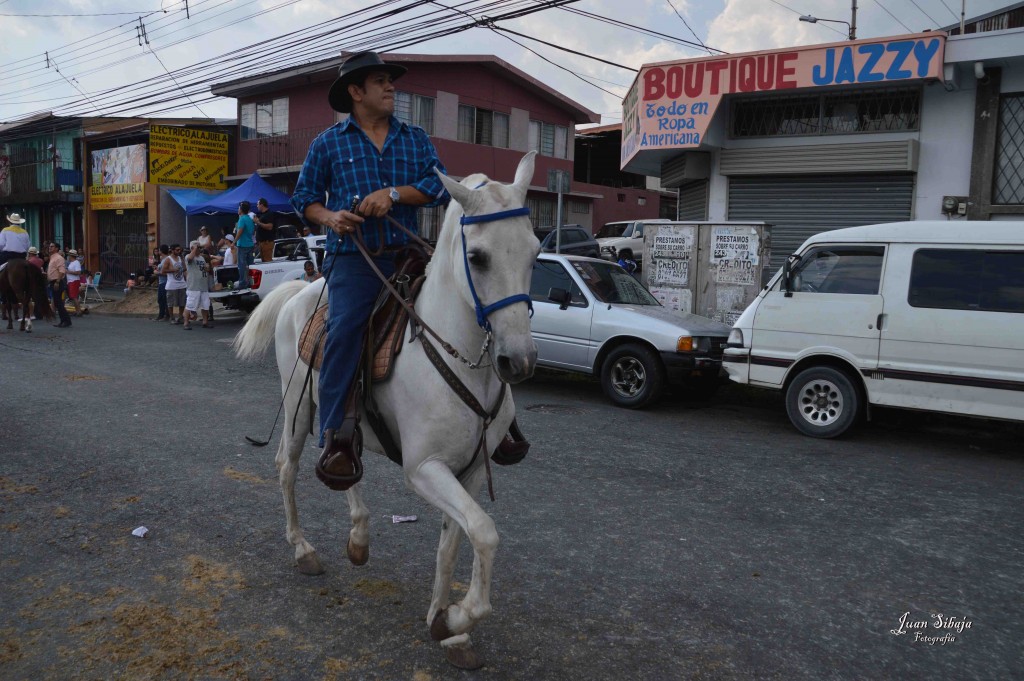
[[210, 234, 326, 312]]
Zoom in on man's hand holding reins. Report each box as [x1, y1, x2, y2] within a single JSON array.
[[357, 188, 395, 218], [322, 209, 364, 236]]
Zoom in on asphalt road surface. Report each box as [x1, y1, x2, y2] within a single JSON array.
[[2, 312, 1021, 680]]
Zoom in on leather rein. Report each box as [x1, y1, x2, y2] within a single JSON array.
[[345, 204, 532, 499]]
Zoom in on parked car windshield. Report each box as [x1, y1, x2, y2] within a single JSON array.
[[596, 223, 629, 239], [571, 261, 659, 305]]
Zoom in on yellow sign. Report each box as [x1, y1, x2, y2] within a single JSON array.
[[89, 183, 145, 210], [149, 125, 229, 190]]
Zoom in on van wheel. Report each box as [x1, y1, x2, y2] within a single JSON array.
[[785, 366, 860, 438], [601, 343, 665, 409]]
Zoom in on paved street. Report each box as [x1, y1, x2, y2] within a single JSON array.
[[2, 312, 1021, 680]]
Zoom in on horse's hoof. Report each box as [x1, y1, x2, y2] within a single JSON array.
[[445, 643, 484, 670], [346, 539, 369, 566], [430, 609, 454, 641], [296, 553, 325, 576]]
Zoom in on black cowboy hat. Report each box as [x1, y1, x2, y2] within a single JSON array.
[[327, 51, 407, 114]]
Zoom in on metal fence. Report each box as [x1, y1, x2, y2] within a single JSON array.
[[97, 209, 148, 284], [255, 126, 321, 168]]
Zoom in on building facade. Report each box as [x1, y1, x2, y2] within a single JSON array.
[[623, 7, 1024, 267], [211, 53, 618, 237], [0, 113, 86, 250]]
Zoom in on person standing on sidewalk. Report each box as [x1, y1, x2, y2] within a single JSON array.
[[46, 243, 72, 328], [65, 249, 86, 317], [253, 198, 276, 262], [154, 244, 170, 321], [233, 201, 255, 288], [182, 240, 211, 330], [161, 244, 187, 324]]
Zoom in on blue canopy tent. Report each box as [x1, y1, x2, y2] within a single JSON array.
[[167, 173, 296, 244], [184, 173, 293, 215]]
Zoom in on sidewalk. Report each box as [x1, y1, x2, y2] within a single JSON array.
[[87, 284, 244, 320]]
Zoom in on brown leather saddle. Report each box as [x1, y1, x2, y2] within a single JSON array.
[[299, 247, 427, 382]]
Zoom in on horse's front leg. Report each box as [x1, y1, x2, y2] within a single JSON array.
[[427, 510, 465, 627], [407, 459, 496, 663]]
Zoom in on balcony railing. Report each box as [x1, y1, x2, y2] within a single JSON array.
[[0, 158, 83, 201], [253, 126, 323, 169]]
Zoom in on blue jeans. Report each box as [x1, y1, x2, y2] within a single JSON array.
[[157, 280, 168, 318], [318, 252, 395, 446], [236, 246, 255, 288]]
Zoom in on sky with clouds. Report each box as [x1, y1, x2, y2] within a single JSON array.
[[0, 0, 1012, 126]]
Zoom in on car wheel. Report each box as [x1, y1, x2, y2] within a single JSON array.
[[784, 366, 861, 438], [600, 343, 665, 408]]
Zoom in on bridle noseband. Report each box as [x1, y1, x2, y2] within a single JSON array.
[[458, 206, 534, 333]]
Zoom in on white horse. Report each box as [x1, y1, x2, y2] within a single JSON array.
[[233, 151, 539, 668]]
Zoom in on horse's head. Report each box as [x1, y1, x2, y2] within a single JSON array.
[[435, 151, 540, 384]]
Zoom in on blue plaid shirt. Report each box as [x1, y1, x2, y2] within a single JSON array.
[[291, 116, 448, 254]]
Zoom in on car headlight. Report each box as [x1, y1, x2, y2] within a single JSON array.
[[726, 328, 744, 347], [676, 336, 694, 352]]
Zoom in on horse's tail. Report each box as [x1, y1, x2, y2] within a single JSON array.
[[233, 279, 309, 361]]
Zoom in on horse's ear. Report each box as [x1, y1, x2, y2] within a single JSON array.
[[512, 151, 537, 201], [436, 169, 474, 210]]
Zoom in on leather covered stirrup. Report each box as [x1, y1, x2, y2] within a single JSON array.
[[491, 417, 529, 466], [316, 422, 364, 491]]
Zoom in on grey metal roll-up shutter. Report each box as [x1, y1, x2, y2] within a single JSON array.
[[728, 174, 914, 269], [677, 180, 708, 221]]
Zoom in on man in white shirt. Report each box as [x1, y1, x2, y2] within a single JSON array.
[[66, 249, 85, 317]]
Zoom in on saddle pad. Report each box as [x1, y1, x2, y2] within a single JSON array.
[[298, 305, 328, 372], [296, 292, 416, 382]]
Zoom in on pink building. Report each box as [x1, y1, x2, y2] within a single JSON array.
[[211, 52, 667, 238]]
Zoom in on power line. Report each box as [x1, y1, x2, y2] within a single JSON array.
[[0, 9, 167, 17], [0, 0, 569, 134], [870, 0, 914, 32], [491, 28, 623, 98], [907, 0, 940, 26], [559, 6, 727, 54], [490, 25, 638, 71], [937, 0, 960, 21], [664, 0, 711, 54]]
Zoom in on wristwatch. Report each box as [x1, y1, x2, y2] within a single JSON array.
[[388, 187, 400, 204]]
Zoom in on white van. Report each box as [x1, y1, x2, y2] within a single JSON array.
[[723, 221, 1024, 438]]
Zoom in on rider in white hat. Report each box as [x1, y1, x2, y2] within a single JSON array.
[[0, 213, 31, 267]]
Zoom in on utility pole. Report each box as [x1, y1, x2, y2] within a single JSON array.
[[850, 0, 858, 40]]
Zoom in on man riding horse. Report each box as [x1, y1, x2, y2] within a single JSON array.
[[0, 213, 30, 267], [290, 51, 527, 489]]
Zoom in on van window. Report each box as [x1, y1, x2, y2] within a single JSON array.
[[909, 249, 1024, 313], [791, 246, 884, 295]]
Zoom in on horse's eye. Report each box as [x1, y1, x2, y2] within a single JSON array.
[[467, 251, 489, 269]]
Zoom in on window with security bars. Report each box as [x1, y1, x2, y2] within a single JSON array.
[[529, 120, 569, 158], [731, 86, 920, 138], [526, 196, 555, 228], [994, 94, 1024, 205], [457, 105, 509, 148], [394, 92, 435, 135], [241, 98, 288, 140]]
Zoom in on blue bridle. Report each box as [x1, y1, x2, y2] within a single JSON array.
[[459, 206, 534, 333]]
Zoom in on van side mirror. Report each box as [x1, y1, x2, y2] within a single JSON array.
[[548, 287, 572, 310]]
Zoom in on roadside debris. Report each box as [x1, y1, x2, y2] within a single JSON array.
[[386, 515, 418, 524], [132, 526, 149, 538]]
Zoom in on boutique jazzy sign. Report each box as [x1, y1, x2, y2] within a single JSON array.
[[622, 32, 945, 168]]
